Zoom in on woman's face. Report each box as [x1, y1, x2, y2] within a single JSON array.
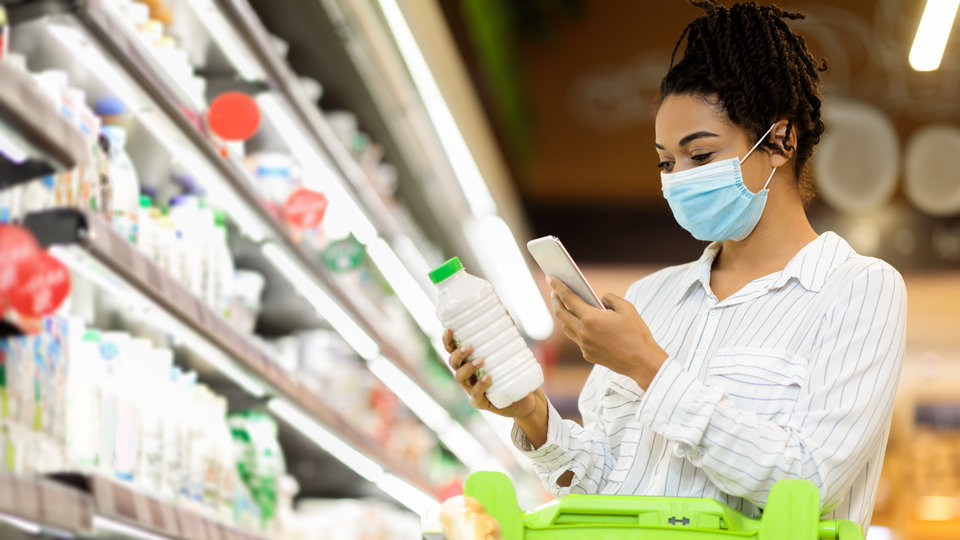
[[654, 94, 774, 194]]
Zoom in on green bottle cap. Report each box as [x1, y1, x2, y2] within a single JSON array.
[[428, 257, 464, 284], [138, 194, 152, 208]]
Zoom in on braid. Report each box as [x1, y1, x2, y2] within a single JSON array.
[[660, 0, 827, 204]]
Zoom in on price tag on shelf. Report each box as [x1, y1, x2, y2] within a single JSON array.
[[284, 188, 328, 230], [7, 250, 71, 318], [0, 224, 40, 300]]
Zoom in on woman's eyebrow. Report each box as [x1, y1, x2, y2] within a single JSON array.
[[654, 131, 721, 150], [678, 131, 720, 147]]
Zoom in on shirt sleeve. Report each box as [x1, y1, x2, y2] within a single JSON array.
[[512, 366, 621, 496], [635, 262, 907, 512]]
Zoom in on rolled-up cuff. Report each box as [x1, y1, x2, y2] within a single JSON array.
[[636, 358, 722, 453]]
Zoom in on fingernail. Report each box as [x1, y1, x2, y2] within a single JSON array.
[[472, 357, 483, 366]]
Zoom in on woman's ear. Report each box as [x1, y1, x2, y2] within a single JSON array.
[[766, 119, 796, 168]]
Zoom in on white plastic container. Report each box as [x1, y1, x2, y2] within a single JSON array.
[[429, 257, 543, 408], [102, 126, 140, 231]]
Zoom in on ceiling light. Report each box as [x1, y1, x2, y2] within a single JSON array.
[[909, 0, 960, 71]]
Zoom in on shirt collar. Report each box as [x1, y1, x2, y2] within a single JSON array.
[[674, 231, 855, 306], [771, 231, 854, 292], [674, 241, 722, 305]]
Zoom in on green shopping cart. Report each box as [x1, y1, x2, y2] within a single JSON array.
[[428, 471, 864, 540]]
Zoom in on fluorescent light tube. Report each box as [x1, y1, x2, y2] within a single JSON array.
[[367, 355, 450, 429], [256, 94, 379, 245], [365, 237, 441, 336], [0, 513, 42, 535], [469, 216, 554, 341], [269, 398, 441, 514], [909, 0, 960, 71], [0, 128, 29, 164], [367, 355, 504, 472], [268, 398, 386, 482], [93, 515, 168, 540], [261, 243, 381, 359], [375, 474, 439, 514], [374, 0, 497, 217], [188, 0, 266, 81]]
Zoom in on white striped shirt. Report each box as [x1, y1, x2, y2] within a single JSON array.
[[513, 231, 906, 531]]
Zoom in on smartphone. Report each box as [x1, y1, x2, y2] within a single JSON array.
[[526, 235, 605, 310]]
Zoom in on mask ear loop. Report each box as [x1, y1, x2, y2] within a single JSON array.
[[742, 123, 779, 191], [762, 166, 778, 190], [740, 123, 778, 164]]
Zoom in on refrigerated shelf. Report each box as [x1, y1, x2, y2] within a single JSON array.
[[3, 0, 537, 499], [0, 59, 88, 189], [21, 207, 437, 497], [0, 471, 267, 539]]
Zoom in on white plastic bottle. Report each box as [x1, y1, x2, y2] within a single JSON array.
[[429, 257, 543, 408], [101, 125, 141, 238]]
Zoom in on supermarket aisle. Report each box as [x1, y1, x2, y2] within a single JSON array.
[[2, 0, 960, 539], [0, 0, 543, 537]]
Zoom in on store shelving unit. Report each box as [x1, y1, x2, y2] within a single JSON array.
[[21, 207, 434, 495], [2, 0, 537, 516], [0, 472, 266, 539], [65, 0, 455, 409], [0, 59, 88, 188]]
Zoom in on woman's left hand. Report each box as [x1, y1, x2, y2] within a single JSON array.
[[550, 277, 668, 389]]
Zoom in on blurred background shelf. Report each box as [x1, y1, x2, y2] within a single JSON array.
[[5, 0, 534, 495], [20, 207, 440, 497], [0, 59, 88, 189], [0, 471, 268, 539]]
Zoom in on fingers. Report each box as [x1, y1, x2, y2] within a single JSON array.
[[602, 293, 632, 312], [455, 354, 483, 388], [552, 292, 582, 334], [448, 343, 473, 372], [470, 372, 493, 408], [549, 277, 591, 318], [443, 329, 458, 354]]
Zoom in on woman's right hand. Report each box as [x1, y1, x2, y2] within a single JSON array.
[[443, 329, 541, 420]]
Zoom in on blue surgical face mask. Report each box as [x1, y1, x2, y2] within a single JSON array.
[[660, 123, 778, 242]]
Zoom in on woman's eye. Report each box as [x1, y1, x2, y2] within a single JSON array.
[[657, 161, 674, 172], [691, 153, 714, 163]]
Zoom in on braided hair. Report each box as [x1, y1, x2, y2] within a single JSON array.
[[660, 0, 827, 203]]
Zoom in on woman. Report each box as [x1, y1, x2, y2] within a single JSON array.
[[445, 0, 906, 532]]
